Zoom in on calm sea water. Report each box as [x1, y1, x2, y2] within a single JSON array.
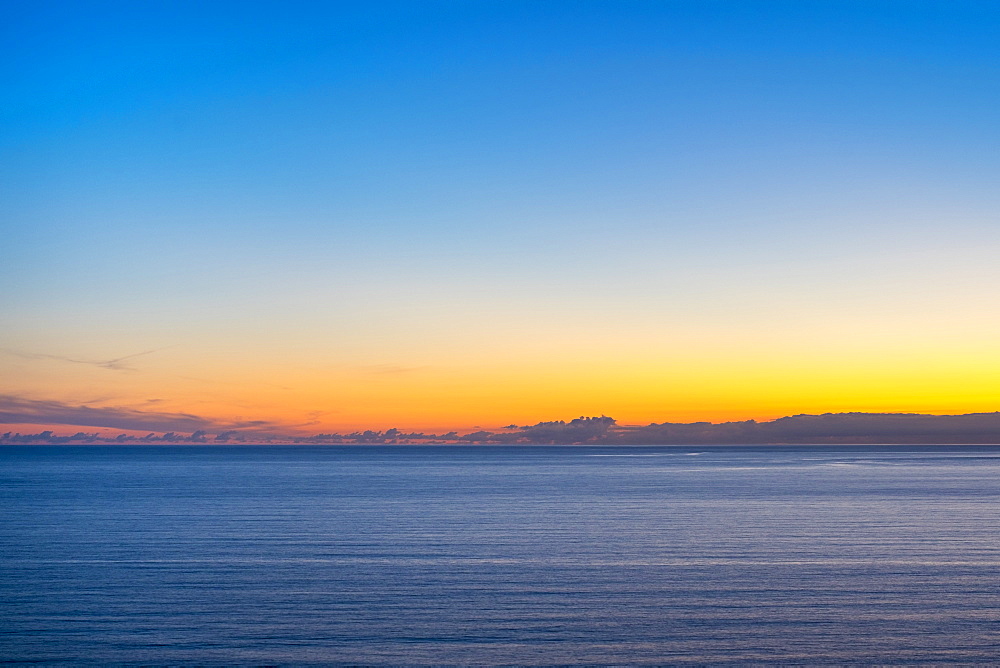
[[3, 445, 1000, 665]]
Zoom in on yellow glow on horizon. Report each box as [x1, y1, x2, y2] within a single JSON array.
[[3, 312, 999, 434]]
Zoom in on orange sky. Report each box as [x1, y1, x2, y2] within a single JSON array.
[[5, 2, 999, 437]]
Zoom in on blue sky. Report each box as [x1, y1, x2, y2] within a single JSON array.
[[3, 1, 999, 432]]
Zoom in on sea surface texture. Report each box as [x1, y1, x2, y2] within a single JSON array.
[[3, 445, 1000, 665]]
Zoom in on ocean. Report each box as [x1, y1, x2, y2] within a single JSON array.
[[3, 444, 1000, 665]]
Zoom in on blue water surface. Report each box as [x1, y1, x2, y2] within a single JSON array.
[[3, 445, 1000, 665]]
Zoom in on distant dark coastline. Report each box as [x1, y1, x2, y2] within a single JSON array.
[[5, 412, 1000, 446]]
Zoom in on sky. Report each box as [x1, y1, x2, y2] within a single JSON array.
[[3, 0, 999, 436]]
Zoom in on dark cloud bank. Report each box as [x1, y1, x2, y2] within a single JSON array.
[[3, 395, 1000, 444], [0, 395, 279, 438]]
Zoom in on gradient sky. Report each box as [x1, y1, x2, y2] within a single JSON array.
[[3, 0, 999, 435]]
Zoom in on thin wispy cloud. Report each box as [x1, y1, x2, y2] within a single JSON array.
[[2, 347, 172, 372]]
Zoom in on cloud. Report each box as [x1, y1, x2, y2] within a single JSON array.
[[7, 408, 1000, 445], [293, 413, 1000, 445], [0, 394, 284, 434], [614, 412, 1000, 444], [1, 347, 171, 372], [517, 416, 617, 443]]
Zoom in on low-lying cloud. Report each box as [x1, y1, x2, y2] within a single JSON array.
[[4, 408, 1000, 445], [0, 395, 279, 434]]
